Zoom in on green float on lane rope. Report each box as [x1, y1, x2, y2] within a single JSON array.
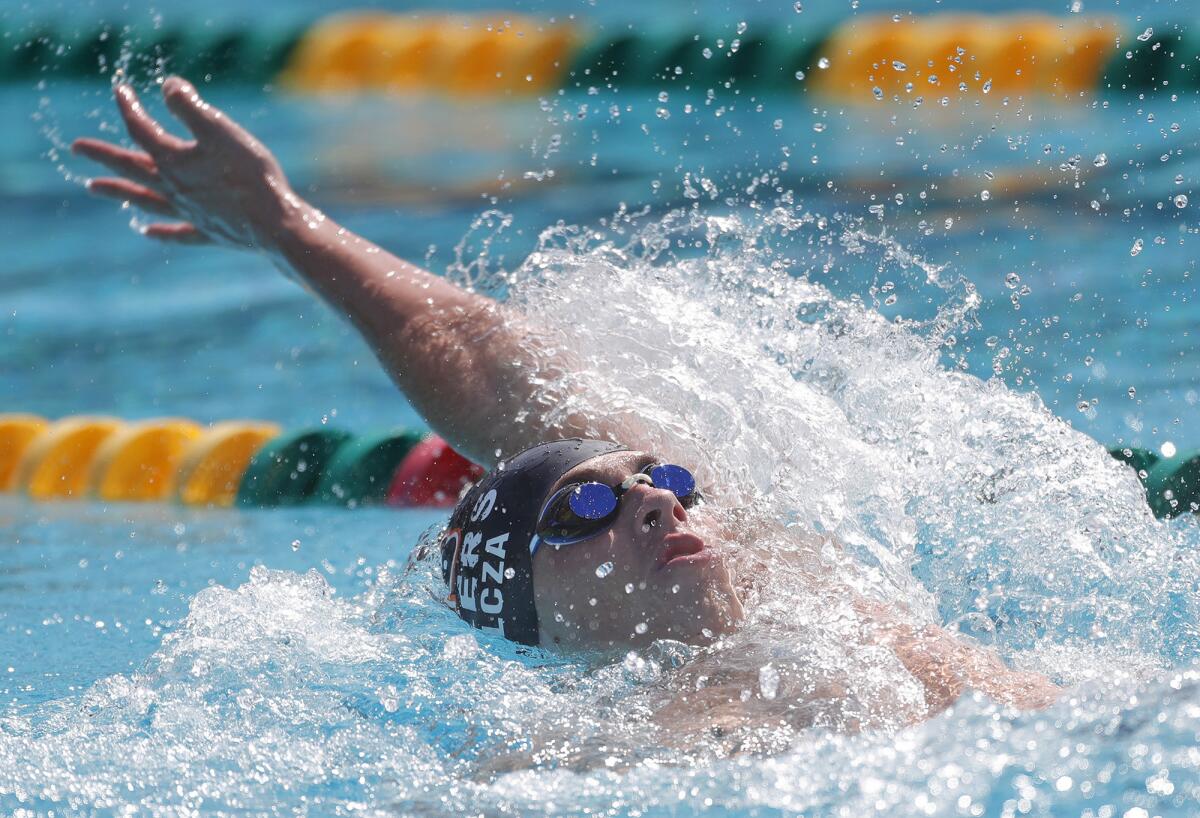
[[236, 427, 353, 507], [313, 429, 425, 508]]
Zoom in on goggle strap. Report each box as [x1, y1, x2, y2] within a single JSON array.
[[445, 534, 464, 611]]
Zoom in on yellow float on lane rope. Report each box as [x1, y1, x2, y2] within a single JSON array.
[[16, 416, 124, 500], [279, 12, 576, 95], [0, 414, 49, 491], [811, 14, 1118, 102], [174, 421, 282, 507], [89, 419, 203, 502]]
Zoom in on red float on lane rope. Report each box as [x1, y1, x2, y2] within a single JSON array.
[[386, 435, 484, 508]]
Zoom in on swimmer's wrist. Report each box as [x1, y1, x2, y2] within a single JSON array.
[[249, 185, 318, 253]]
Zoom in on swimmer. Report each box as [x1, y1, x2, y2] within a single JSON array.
[[73, 77, 1061, 730]]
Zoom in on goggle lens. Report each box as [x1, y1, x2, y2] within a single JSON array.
[[648, 463, 695, 502], [567, 482, 620, 519]]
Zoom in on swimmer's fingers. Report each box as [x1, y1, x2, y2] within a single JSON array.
[[71, 138, 162, 190], [142, 222, 211, 245], [114, 84, 191, 158], [85, 177, 179, 218], [161, 77, 241, 145]]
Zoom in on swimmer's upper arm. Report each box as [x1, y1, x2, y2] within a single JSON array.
[[269, 214, 636, 466], [382, 297, 652, 466]]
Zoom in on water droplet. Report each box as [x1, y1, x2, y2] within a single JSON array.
[[1128, 386, 1137, 398], [655, 107, 670, 120], [671, 584, 680, 594], [1137, 27, 1153, 42], [634, 622, 648, 634], [1175, 194, 1188, 209], [624, 582, 635, 594], [1069, 0, 1083, 12], [759, 664, 780, 700], [982, 78, 992, 93], [1093, 152, 1108, 168], [291, 539, 301, 551], [817, 57, 830, 69], [504, 567, 516, 579], [773, 118, 783, 130], [378, 685, 399, 713], [1175, 174, 1185, 185], [1162, 441, 1177, 458], [595, 561, 614, 578], [980, 190, 991, 201], [793, 1, 803, 12], [794, 70, 806, 81], [702, 47, 713, 59], [1005, 272, 1021, 289], [892, 60, 907, 71], [944, 217, 954, 229], [1130, 238, 1144, 256], [736, 21, 747, 34], [872, 86, 884, 100], [812, 121, 826, 132], [1076, 400, 1091, 413]]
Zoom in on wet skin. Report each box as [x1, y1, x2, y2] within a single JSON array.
[[531, 451, 745, 650]]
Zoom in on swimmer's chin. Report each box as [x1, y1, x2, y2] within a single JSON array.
[[540, 594, 745, 655]]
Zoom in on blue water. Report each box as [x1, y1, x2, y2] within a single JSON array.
[[6, 1, 1200, 815]]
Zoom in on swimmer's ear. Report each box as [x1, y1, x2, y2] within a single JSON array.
[[161, 76, 246, 147]]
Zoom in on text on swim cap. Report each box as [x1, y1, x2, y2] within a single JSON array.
[[456, 530, 509, 618]]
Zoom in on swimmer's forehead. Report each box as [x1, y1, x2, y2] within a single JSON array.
[[546, 450, 659, 497]]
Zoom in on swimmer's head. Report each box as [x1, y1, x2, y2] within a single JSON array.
[[441, 439, 743, 649]]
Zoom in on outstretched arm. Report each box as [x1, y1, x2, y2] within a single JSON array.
[[850, 595, 1061, 713], [72, 77, 616, 466]]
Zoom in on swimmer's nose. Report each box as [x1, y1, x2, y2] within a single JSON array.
[[630, 484, 688, 531]]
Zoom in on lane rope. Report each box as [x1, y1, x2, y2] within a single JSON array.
[[2, 414, 481, 510], [3, 13, 1185, 96]]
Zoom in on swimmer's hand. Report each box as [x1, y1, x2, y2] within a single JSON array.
[[71, 77, 293, 249]]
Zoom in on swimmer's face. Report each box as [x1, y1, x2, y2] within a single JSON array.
[[532, 451, 744, 650]]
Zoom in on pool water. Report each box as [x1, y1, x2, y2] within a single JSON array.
[[6, 3, 1200, 815]]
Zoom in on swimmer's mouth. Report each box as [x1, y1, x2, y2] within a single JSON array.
[[657, 532, 709, 568]]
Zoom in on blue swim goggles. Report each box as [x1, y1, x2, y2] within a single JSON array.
[[532, 463, 701, 550]]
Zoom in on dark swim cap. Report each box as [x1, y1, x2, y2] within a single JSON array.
[[440, 439, 625, 645]]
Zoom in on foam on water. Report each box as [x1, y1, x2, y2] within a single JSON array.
[[6, 205, 1200, 816]]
